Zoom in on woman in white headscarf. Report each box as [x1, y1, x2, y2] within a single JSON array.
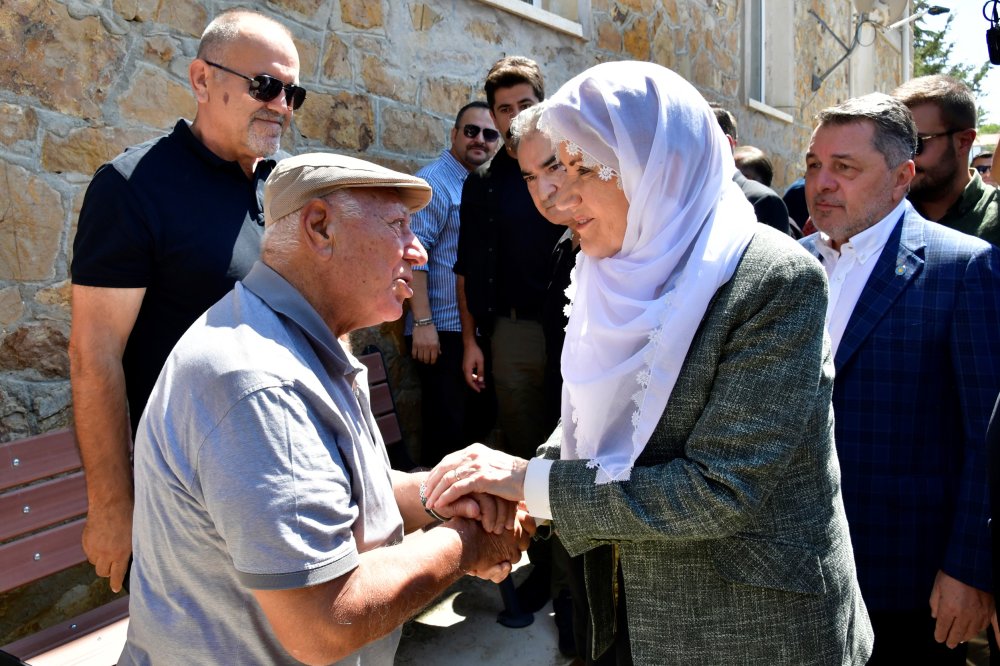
[[425, 62, 872, 665]]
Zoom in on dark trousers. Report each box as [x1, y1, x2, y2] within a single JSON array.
[[567, 552, 632, 666], [867, 609, 968, 665], [408, 332, 495, 467]]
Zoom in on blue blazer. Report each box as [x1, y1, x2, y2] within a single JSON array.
[[802, 202, 1000, 611]]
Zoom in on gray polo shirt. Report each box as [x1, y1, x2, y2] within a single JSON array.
[[120, 262, 404, 666]]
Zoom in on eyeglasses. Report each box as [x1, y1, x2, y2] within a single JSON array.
[[914, 128, 968, 156], [204, 60, 306, 110], [461, 124, 500, 143], [975, 164, 992, 174]]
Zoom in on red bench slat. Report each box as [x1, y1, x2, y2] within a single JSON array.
[[370, 382, 394, 417], [0, 518, 86, 591], [0, 472, 87, 542], [376, 414, 402, 446], [1, 430, 81, 490], [358, 352, 387, 384]]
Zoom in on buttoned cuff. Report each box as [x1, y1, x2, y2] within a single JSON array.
[[524, 457, 554, 521]]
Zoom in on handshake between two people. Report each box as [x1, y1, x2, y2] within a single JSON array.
[[423, 444, 535, 584]]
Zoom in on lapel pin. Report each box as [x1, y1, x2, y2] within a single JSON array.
[[895, 265, 906, 275]]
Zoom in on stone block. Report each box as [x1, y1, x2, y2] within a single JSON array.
[[597, 19, 622, 52], [0, 0, 126, 120], [0, 385, 29, 443], [361, 53, 419, 104], [623, 17, 650, 60], [111, 0, 157, 22], [144, 35, 180, 66], [381, 107, 446, 158], [410, 3, 444, 31], [0, 287, 24, 327], [42, 126, 156, 177], [341, 0, 383, 29], [294, 90, 374, 152], [421, 78, 477, 119], [0, 103, 38, 147], [0, 321, 70, 379], [34, 381, 71, 421], [118, 65, 197, 130], [0, 160, 64, 281], [467, 19, 503, 45], [152, 0, 208, 37], [35, 280, 72, 320], [269, 0, 327, 20], [651, 24, 681, 71], [295, 37, 320, 85], [321, 33, 353, 86], [617, 0, 655, 13]]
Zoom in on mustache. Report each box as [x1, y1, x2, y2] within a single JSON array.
[[252, 110, 287, 126]]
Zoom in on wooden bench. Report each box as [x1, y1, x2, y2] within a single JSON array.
[[0, 347, 408, 664], [359, 346, 416, 471], [0, 429, 129, 665]]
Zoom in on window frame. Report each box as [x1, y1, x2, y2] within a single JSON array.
[[476, 0, 588, 39], [745, 0, 795, 124]]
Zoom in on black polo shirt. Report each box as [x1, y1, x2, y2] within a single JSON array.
[[71, 119, 282, 432], [454, 148, 564, 335]]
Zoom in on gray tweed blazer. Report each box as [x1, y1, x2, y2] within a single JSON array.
[[541, 227, 873, 665]]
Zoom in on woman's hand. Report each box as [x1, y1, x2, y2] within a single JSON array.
[[424, 443, 529, 510]]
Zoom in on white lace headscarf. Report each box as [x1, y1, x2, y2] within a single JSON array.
[[538, 61, 757, 484]]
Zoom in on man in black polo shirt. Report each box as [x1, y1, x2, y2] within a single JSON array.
[[68, 8, 302, 594], [454, 56, 565, 615]]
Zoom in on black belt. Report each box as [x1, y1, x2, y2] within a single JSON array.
[[503, 306, 540, 322]]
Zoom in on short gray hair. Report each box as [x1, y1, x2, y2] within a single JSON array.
[[263, 189, 363, 258], [510, 103, 546, 151], [816, 93, 916, 168], [196, 9, 292, 63]]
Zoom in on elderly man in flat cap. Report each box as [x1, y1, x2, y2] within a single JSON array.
[[119, 153, 526, 666]]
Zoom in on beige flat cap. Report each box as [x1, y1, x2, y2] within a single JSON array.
[[264, 152, 433, 224]]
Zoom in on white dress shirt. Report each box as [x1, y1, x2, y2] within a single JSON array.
[[815, 199, 906, 359]]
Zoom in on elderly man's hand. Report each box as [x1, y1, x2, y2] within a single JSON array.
[[929, 570, 993, 648], [430, 492, 517, 534], [448, 517, 529, 583], [424, 443, 529, 510]]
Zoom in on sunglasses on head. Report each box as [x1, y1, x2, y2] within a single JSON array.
[[461, 123, 500, 143], [975, 164, 992, 174], [205, 60, 306, 110], [914, 128, 968, 156]]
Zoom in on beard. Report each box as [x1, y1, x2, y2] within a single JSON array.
[[246, 111, 287, 157], [909, 143, 958, 204]]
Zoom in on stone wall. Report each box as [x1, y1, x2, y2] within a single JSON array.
[[0, 0, 905, 642]]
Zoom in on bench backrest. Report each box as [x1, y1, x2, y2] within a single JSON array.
[[1, 349, 408, 595], [0, 429, 87, 594], [358, 348, 415, 470]]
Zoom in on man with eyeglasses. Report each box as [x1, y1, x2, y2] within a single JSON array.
[[454, 56, 567, 620], [973, 152, 996, 187], [69, 8, 302, 594], [893, 75, 999, 247], [405, 101, 499, 468]]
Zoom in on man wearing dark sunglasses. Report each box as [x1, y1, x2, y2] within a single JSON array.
[[406, 101, 498, 469], [894, 75, 998, 247], [972, 152, 995, 187], [69, 8, 300, 595]]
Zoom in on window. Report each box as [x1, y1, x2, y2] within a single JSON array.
[[746, 0, 794, 123], [477, 0, 588, 39]]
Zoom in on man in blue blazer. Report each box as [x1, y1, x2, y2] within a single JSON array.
[[801, 93, 1000, 665]]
